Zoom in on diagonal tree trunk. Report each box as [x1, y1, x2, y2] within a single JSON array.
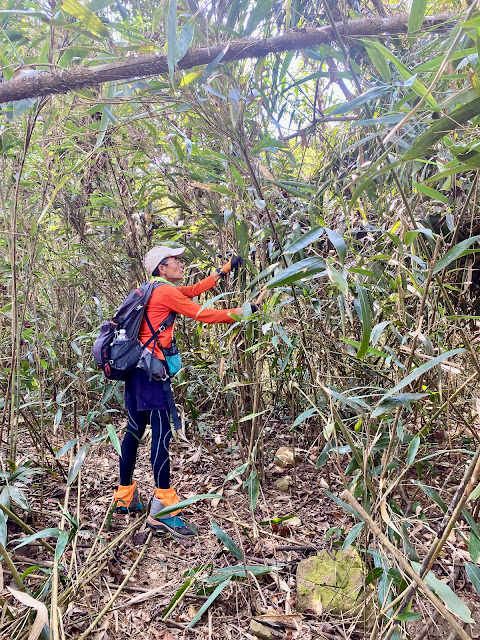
[[0, 13, 453, 104]]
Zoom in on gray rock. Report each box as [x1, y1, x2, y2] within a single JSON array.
[[274, 446, 300, 468]]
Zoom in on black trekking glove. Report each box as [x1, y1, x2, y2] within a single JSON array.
[[217, 255, 243, 278]]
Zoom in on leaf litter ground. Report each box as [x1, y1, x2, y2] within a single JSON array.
[[6, 419, 480, 640]]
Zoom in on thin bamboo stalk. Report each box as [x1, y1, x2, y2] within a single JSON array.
[[343, 490, 472, 640], [75, 532, 152, 640]]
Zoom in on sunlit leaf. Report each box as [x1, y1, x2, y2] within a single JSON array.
[[355, 286, 371, 360], [61, 0, 109, 37]]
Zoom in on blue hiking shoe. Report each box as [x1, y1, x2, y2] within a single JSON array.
[[147, 490, 197, 539], [147, 514, 197, 539]]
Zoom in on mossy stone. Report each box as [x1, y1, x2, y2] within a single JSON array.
[[295, 547, 374, 627]]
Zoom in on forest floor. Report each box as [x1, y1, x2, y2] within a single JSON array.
[[8, 417, 480, 640]]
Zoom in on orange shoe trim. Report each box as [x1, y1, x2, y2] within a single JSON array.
[[114, 481, 137, 507], [155, 487, 180, 516]]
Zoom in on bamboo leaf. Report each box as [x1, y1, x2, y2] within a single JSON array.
[[211, 520, 243, 560], [56, 438, 79, 459], [355, 286, 371, 360], [284, 227, 324, 254], [106, 424, 121, 456], [371, 320, 391, 346], [188, 578, 231, 627], [244, 0, 275, 35], [8, 588, 49, 640], [86, 0, 117, 11], [466, 563, 480, 596], [432, 235, 480, 275], [292, 407, 318, 428], [166, 0, 177, 84], [244, 468, 259, 512], [8, 487, 30, 512], [411, 561, 473, 623], [326, 228, 346, 264], [279, 50, 295, 82], [55, 530, 69, 562], [327, 262, 348, 295], [361, 40, 391, 81], [413, 182, 449, 204], [225, 462, 248, 482], [67, 443, 90, 486], [469, 531, 480, 563], [152, 494, 223, 518], [330, 86, 390, 115], [199, 45, 229, 85], [404, 97, 480, 161], [61, 0, 109, 37], [180, 70, 202, 86], [0, 511, 6, 547], [360, 40, 438, 108], [266, 257, 326, 288], [379, 348, 465, 402], [407, 434, 421, 466], [342, 522, 364, 551], [162, 577, 193, 619], [13, 528, 62, 550], [408, 0, 428, 34], [176, 19, 194, 62]]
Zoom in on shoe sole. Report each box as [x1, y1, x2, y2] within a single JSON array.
[[147, 520, 197, 539], [114, 508, 144, 517]]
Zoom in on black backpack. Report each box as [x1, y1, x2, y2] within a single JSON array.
[[93, 281, 175, 381], [93, 282, 182, 430]]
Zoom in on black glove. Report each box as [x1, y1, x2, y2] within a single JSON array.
[[217, 255, 243, 278], [249, 303, 259, 313]]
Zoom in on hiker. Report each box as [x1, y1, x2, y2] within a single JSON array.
[[113, 245, 247, 538]]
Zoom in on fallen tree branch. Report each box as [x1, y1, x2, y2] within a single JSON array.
[[0, 13, 453, 104]]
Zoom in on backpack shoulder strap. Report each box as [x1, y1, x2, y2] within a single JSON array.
[[144, 310, 176, 337]]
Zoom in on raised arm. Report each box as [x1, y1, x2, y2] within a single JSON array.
[[161, 285, 241, 324]]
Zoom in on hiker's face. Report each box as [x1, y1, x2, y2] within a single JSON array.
[[159, 256, 184, 283]]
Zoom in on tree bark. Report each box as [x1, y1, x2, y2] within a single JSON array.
[[0, 13, 452, 104]]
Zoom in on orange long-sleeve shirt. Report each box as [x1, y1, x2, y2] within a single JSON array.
[[138, 275, 235, 360]]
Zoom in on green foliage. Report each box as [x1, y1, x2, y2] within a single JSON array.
[[1, 0, 479, 635]]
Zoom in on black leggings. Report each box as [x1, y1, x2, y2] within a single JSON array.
[[119, 408, 172, 489]]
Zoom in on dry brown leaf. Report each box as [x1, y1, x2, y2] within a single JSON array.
[[150, 629, 177, 640], [8, 587, 48, 640], [380, 498, 401, 536], [259, 164, 276, 181]]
